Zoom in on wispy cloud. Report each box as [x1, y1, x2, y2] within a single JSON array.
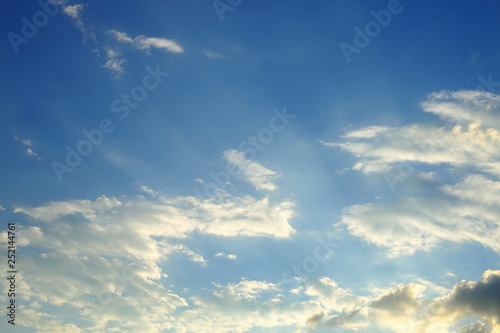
[[325, 90, 500, 256], [223, 149, 280, 191], [102, 48, 125, 78], [62, 4, 84, 19], [59, 2, 99, 50], [203, 49, 225, 60], [323, 90, 500, 176], [108, 29, 184, 54], [339, 175, 500, 257], [15, 137, 41, 160]]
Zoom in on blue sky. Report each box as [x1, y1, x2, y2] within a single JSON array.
[[1, 0, 500, 332]]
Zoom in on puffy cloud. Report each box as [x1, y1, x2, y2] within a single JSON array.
[[108, 30, 184, 54], [306, 271, 500, 333], [426, 270, 500, 327], [175, 270, 500, 332], [223, 149, 281, 191], [304, 277, 368, 311], [175, 278, 322, 333], [13, 192, 295, 263], [6, 177, 295, 331], [213, 279, 278, 300], [459, 321, 493, 333]]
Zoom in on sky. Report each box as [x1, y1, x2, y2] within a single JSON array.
[[1, 0, 500, 332]]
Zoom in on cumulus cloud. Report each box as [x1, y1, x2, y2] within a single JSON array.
[[427, 270, 500, 328], [175, 278, 322, 333], [302, 271, 500, 333], [459, 321, 493, 333], [213, 279, 278, 300], [304, 277, 368, 311], [5, 186, 294, 331], [223, 149, 281, 191], [108, 29, 184, 54], [172, 271, 500, 332]]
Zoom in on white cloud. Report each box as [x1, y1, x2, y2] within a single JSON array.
[[26, 148, 37, 157], [324, 90, 500, 177], [223, 149, 280, 191], [108, 30, 184, 54], [165, 243, 207, 267], [181, 194, 295, 238], [214, 252, 237, 260], [325, 90, 500, 256], [175, 278, 322, 333], [59, 2, 98, 49], [342, 125, 390, 139], [103, 49, 125, 78], [5, 187, 294, 331], [305, 271, 500, 332], [304, 277, 369, 312], [213, 278, 278, 300], [0, 205, 5, 211], [14, 137, 41, 160], [63, 4, 84, 19], [171, 271, 500, 332], [340, 174, 500, 257]]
